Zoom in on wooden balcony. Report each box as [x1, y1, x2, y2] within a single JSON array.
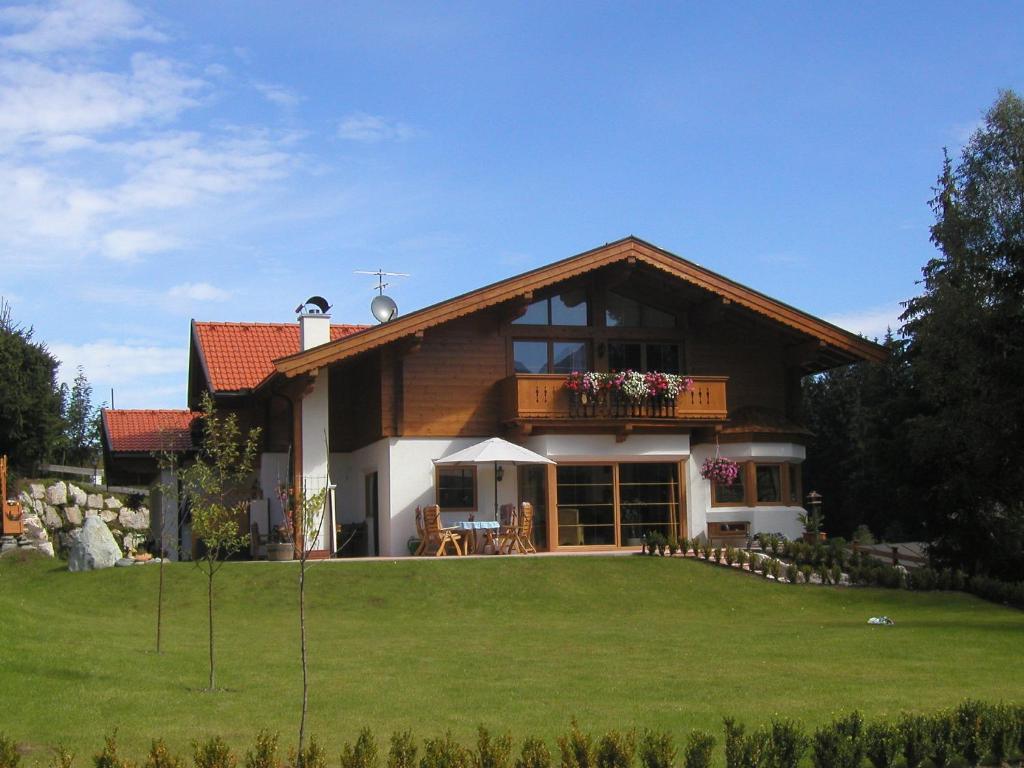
[[503, 374, 728, 428]]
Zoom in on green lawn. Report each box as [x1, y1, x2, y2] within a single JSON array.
[[1, 554, 1022, 763]]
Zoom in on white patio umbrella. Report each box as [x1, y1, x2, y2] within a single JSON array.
[[433, 437, 555, 519]]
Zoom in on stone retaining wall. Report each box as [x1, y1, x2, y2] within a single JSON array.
[[7, 480, 151, 558]]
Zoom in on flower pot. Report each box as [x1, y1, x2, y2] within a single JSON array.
[[625, 537, 643, 547], [266, 542, 294, 561], [802, 532, 827, 544]]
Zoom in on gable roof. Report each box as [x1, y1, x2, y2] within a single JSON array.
[[102, 409, 200, 454], [274, 237, 886, 377], [192, 321, 369, 393]]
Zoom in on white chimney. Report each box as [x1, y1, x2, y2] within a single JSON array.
[[299, 309, 331, 350]]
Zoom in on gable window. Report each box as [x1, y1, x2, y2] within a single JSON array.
[[608, 342, 680, 373], [605, 292, 675, 328], [514, 340, 590, 373], [436, 466, 477, 510], [512, 289, 589, 326]]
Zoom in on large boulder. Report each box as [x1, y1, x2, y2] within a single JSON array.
[[29, 483, 46, 500], [22, 515, 48, 542], [87, 494, 104, 509], [68, 517, 122, 572], [45, 481, 67, 506], [104, 496, 123, 511], [68, 483, 88, 507]]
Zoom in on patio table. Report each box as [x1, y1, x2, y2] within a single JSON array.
[[446, 520, 501, 555]]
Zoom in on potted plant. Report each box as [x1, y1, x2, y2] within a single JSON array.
[[700, 456, 740, 484], [622, 507, 644, 547], [800, 491, 827, 543], [267, 485, 296, 561]]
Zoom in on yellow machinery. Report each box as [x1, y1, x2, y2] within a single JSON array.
[[1, 455, 24, 536]]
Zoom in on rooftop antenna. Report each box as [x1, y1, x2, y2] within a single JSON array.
[[354, 269, 408, 323]]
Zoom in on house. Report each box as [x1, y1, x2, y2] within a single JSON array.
[[102, 237, 884, 558]]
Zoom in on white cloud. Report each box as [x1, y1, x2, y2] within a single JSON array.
[[0, 0, 166, 54], [337, 112, 415, 142], [167, 282, 231, 302], [51, 340, 186, 380], [101, 228, 178, 261], [0, 53, 203, 145], [255, 82, 300, 108], [826, 303, 904, 341]]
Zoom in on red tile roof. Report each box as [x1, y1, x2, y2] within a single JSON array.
[[192, 321, 368, 392], [103, 409, 200, 453]]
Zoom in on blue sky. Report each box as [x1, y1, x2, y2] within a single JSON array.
[[1, 1, 1021, 409]]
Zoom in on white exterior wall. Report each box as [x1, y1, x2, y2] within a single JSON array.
[[260, 452, 290, 533], [299, 432, 809, 556], [688, 441, 806, 541], [386, 437, 520, 556], [299, 368, 331, 551]]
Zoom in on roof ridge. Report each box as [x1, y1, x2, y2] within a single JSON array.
[[192, 320, 369, 329], [104, 408, 198, 414]]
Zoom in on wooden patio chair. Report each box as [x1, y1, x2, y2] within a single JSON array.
[[506, 502, 537, 555], [421, 504, 463, 556], [495, 503, 517, 554], [413, 507, 428, 556]]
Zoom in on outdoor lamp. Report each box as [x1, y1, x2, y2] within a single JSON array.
[[495, 465, 504, 482]]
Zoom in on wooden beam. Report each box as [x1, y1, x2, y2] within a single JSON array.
[[785, 339, 827, 367]]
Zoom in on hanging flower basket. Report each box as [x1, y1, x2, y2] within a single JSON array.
[[701, 457, 740, 484]]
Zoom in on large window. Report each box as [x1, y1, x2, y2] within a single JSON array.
[[711, 461, 802, 507], [608, 342, 681, 373], [436, 467, 477, 510], [605, 292, 675, 328], [513, 339, 589, 373], [556, 465, 614, 545], [619, 463, 680, 544], [512, 289, 589, 326]]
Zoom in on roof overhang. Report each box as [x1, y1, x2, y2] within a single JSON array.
[[273, 237, 887, 377]]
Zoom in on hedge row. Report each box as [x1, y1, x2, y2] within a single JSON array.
[[3, 701, 1023, 768]]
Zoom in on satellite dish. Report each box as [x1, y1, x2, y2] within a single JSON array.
[[356, 268, 408, 323], [294, 295, 332, 315], [371, 294, 398, 323]]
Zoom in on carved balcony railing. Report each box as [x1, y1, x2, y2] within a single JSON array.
[[503, 374, 728, 424]]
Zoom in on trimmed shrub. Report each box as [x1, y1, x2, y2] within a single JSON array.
[[785, 564, 798, 584], [810, 712, 864, 768], [767, 720, 806, 768], [722, 718, 744, 768], [558, 722, 594, 768], [637, 731, 673, 768], [52, 747, 75, 768], [799, 565, 812, 584], [193, 739, 235, 768], [341, 729, 379, 768], [984, 703, 1019, 767], [863, 722, 900, 768], [896, 714, 930, 768], [0, 737, 19, 768], [594, 732, 635, 768], [737, 731, 770, 768], [421, 734, 469, 768], [682, 732, 713, 768], [473, 729, 511, 768], [736, 549, 747, 567], [515, 739, 550, 768], [927, 709, 957, 768], [953, 700, 986, 767], [95, 732, 132, 768], [145, 741, 183, 768], [245, 733, 280, 768], [388, 733, 417, 768], [295, 738, 326, 768]]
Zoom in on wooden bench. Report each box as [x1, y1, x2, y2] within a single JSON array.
[[707, 521, 750, 548]]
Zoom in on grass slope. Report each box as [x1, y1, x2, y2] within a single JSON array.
[[1, 554, 1023, 761]]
